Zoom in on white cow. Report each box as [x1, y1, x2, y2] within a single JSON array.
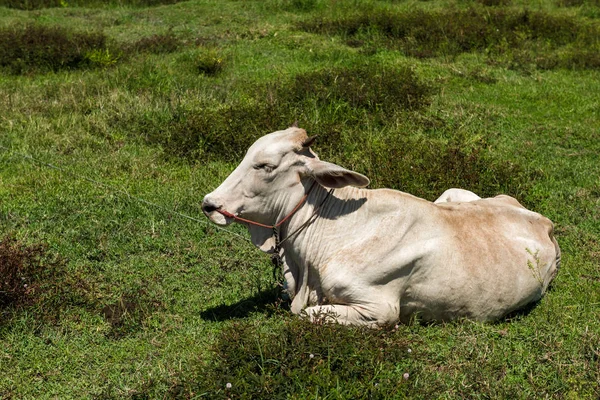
[[202, 127, 560, 326]]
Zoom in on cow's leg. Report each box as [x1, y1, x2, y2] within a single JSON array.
[[303, 303, 397, 327], [434, 188, 481, 204]]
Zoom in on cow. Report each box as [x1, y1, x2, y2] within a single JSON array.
[[202, 126, 561, 326]]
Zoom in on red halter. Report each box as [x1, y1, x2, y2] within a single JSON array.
[[216, 182, 317, 230]]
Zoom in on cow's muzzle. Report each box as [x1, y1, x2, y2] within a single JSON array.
[[201, 196, 230, 225]]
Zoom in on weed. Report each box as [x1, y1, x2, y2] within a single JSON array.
[[105, 0, 183, 5], [0, 25, 109, 74], [0, 235, 165, 336], [0, 0, 61, 8], [289, 0, 319, 11], [127, 100, 285, 161], [526, 248, 544, 286], [85, 48, 120, 68], [195, 49, 225, 76], [273, 0, 321, 12]]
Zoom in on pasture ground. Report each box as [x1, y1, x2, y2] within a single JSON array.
[[1, 0, 599, 398]]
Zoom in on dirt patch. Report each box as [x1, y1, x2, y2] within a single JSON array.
[[102, 288, 165, 339], [0, 236, 46, 309], [0, 235, 96, 323]]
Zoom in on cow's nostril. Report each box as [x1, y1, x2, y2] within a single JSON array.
[[203, 204, 218, 213], [202, 198, 221, 215]]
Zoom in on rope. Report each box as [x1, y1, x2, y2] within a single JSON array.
[[0, 144, 253, 244], [216, 181, 317, 229]]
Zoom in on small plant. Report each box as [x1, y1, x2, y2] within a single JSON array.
[[196, 50, 225, 76], [0, 235, 96, 322], [555, 0, 600, 6], [0, 0, 61, 9], [289, 0, 319, 11], [360, 127, 540, 203], [85, 47, 120, 68], [476, 0, 511, 5], [526, 248, 544, 286]]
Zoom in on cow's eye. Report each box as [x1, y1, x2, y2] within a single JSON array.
[[254, 163, 276, 173]]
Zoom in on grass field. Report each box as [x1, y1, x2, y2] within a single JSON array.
[[1, 0, 599, 398]]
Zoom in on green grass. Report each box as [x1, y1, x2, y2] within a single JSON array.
[[1, 0, 599, 398]]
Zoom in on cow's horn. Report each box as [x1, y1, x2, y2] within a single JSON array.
[[290, 120, 299, 128], [302, 135, 318, 148]]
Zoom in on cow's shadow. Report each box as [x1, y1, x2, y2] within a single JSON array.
[[499, 297, 543, 322], [200, 289, 288, 321], [201, 291, 543, 323], [201, 272, 553, 322]]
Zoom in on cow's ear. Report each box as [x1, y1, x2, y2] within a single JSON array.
[[307, 159, 370, 189], [248, 224, 277, 253]]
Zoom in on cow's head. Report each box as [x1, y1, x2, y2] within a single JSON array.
[[202, 126, 369, 252]]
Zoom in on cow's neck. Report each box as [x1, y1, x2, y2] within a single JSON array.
[[278, 182, 368, 312], [279, 182, 365, 248]]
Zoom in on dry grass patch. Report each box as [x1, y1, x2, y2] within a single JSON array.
[[0, 236, 47, 310]]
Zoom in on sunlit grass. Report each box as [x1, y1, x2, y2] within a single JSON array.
[[1, 0, 599, 398]]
